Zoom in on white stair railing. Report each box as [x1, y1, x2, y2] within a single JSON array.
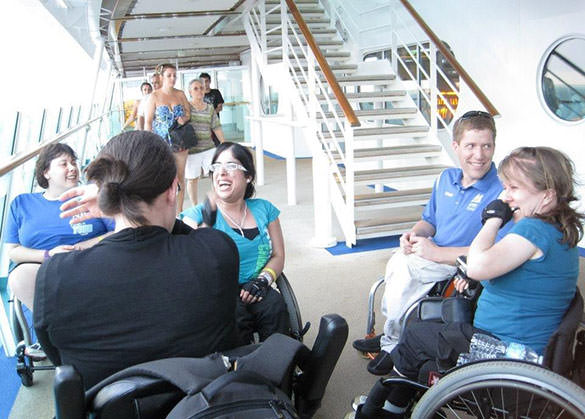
[[243, 0, 360, 246]]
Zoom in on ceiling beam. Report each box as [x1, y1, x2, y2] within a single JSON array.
[[119, 45, 246, 56], [122, 55, 241, 66], [124, 60, 241, 72], [115, 32, 246, 42], [112, 10, 241, 21]]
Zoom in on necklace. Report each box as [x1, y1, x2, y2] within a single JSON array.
[[219, 202, 247, 237]]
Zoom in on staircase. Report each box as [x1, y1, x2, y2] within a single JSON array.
[[247, 0, 452, 246]]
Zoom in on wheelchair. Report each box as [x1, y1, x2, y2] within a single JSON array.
[[11, 272, 311, 387], [52, 313, 348, 418], [353, 261, 585, 418]]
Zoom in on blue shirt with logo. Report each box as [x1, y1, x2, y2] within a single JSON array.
[[4, 192, 114, 250], [422, 163, 507, 247]]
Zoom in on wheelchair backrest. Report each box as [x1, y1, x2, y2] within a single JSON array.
[[542, 289, 584, 377]]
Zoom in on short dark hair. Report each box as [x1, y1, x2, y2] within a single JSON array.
[[140, 82, 152, 90], [452, 110, 496, 144], [35, 143, 77, 189], [212, 142, 256, 199], [86, 131, 177, 225], [199, 72, 211, 81]]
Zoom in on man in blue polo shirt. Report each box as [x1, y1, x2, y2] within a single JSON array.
[[354, 111, 507, 375]]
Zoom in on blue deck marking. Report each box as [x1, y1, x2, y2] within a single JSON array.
[[326, 235, 400, 255]]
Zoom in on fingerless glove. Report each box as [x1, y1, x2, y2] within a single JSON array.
[[481, 199, 513, 226]]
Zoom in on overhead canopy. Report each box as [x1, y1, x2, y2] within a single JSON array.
[[102, 0, 251, 77]]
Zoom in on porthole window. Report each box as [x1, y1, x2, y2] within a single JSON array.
[[539, 36, 585, 123]]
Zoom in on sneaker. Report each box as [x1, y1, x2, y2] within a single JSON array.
[[24, 343, 46, 361], [352, 394, 398, 412], [352, 334, 382, 353], [367, 350, 394, 375]]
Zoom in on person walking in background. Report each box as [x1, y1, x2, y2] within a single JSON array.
[[122, 82, 152, 130], [200, 72, 225, 145], [136, 73, 161, 130], [185, 78, 225, 206], [145, 63, 191, 213]]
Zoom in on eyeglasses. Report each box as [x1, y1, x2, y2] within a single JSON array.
[[209, 162, 248, 173], [460, 110, 493, 121]]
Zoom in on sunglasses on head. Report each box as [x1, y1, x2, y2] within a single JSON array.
[[460, 110, 494, 121]]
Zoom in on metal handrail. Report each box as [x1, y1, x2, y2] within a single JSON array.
[[284, 0, 360, 127], [0, 111, 117, 178], [399, 0, 500, 117]]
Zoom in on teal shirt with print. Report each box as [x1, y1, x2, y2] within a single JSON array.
[[180, 198, 280, 284]]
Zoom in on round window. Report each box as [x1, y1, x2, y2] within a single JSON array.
[[539, 36, 585, 123]]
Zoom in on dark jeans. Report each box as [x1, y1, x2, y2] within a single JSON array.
[[236, 287, 290, 344], [390, 320, 482, 380]]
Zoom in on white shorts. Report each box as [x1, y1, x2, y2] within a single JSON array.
[[185, 148, 215, 180]]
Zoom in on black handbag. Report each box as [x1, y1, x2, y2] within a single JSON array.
[[168, 120, 198, 151]]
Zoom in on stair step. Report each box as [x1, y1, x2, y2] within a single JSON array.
[[268, 39, 344, 47], [268, 51, 351, 62], [266, 16, 330, 25], [355, 207, 424, 235], [302, 74, 396, 87], [317, 108, 418, 121], [348, 164, 447, 183], [293, 64, 358, 73], [266, 0, 318, 3], [323, 125, 429, 140], [333, 144, 443, 161], [354, 187, 432, 208], [317, 90, 407, 103]]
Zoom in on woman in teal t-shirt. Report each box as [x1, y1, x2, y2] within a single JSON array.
[[181, 142, 289, 344]]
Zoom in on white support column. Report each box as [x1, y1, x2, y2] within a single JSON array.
[[310, 144, 336, 248], [250, 50, 265, 186], [391, 4, 398, 76], [286, 103, 296, 205], [280, 0, 288, 67]]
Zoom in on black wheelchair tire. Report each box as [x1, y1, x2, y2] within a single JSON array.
[[275, 273, 304, 341], [411, 360, 585, 418]]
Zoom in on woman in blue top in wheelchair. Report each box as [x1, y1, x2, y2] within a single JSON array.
[[358, 146, 583, 418], [180, 142, 290, 344], [4, 143, 113, 312]]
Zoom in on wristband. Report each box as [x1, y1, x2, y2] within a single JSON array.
[[262, 267, 277, 283], [44, 250, 51, 260]]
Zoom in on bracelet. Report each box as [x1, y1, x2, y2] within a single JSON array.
[[43, 250, 51, 260], [262, 267, 277, 283]]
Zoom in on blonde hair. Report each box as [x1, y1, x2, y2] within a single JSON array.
[[498, 146, 583, 247]]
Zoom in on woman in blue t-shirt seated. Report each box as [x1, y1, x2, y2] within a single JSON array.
[[358, 146, 583, 418], [180, 142, 289, 344], [4, 143, 113, 311]]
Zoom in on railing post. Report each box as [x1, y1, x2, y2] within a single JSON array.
[[260, 0, 267, 64], [429, 42, 438, 139], [391, 3, 398, 76], [344, 120, 356, 247], [310, 145, 336, 248], [280, 0, 288, 66]]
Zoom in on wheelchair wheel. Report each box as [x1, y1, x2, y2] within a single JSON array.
[[411, 360, 585, 418], [275, 273, 306, 341]]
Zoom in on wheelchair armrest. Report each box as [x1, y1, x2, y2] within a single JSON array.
[[89, 376, 181, 418], [295, 314, 348, 417], [418, 297, 444, 322], [54, 365, 85, 419]]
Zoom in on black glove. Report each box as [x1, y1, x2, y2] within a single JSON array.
[[201, 196, 217, 227], [481, 199, 513, 226], [242, 276, 269, 299]]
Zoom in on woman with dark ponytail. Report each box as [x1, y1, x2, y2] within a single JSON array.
[[33, 131, 240, 389]]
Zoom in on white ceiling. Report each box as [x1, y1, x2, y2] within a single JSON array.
[[103, 0, 251, 76]]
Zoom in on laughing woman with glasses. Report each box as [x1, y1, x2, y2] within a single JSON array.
[[180, 142, 290, 344]]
